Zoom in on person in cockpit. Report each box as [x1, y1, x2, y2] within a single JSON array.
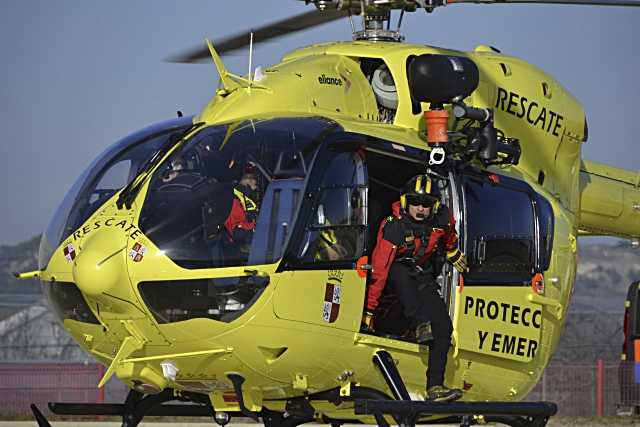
[[225, 164, 261, 254], [316, 227, 351, 261], [232, 163, 260, 224], [162, 157, 186, 183]]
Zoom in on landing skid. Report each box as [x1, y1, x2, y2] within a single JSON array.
[[31, 388, 225, 427], [31, 352, 557, 427], [31, 391, 556, 427], [355, 399, 557, 427]]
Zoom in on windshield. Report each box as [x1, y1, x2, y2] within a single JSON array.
[[139, 117, 335, 269], [38, 116, 194, 269]]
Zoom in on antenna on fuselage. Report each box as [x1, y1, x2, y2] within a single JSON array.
[[248, 30, 254, 92], [397, 9, 405, 31], [205, 38, 266, 95], [348, 9, 356, 33]]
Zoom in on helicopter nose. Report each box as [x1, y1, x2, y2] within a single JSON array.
[[72, 227, 128, 298]]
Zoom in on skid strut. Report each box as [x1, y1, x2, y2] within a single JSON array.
[[373, 350, 411, 401], [228, 373, 260, 421], [372, 350, 414, 427], [30, 404, 52, 427]]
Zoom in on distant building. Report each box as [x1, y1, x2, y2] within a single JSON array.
[[0, 303, 89, 362], [0, 303, 127, 411]]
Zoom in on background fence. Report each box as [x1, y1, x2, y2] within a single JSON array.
[[0, 363, 127, 417], [1, 361, 639, 418], [524, 361, 639, 416]]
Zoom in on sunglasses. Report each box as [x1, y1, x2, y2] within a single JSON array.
[[406, 195, 437, 208]]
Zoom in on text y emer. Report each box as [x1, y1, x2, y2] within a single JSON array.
[[465, 295, 541, 359]]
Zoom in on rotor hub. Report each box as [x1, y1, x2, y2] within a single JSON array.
[[354, 8, 405, 42], [353, 29, 404, 42]]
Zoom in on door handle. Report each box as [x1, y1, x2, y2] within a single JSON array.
[[527, 293, 563, 320]]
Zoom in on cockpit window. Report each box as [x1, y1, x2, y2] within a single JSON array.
[[291, 149, 368, 266], [139, 118, 335, 269], [38, 116, 194, 269]]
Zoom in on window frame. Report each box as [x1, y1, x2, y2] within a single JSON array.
[[280, 135, 369, 271], [458, 171, 553, 286]]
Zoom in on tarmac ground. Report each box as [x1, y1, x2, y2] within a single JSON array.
[[2, 418, 640, 427]]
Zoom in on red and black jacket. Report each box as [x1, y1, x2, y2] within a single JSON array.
[[366, 201, 458, 312], [224, 186, 257, 242]]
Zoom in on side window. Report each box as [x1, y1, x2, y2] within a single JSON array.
[[535, 194, 554, 271], [297, 151, 367, 265], [463, 176, 535, 285]]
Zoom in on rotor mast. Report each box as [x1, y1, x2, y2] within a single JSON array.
[[304, 0, 419, 42], [355, 10, 404, 41]]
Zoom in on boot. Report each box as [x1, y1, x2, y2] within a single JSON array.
[[426, 385, 463, 402], [415, 322, 433, 344]]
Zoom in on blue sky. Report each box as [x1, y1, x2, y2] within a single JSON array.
[[1, 0, 638, 245]]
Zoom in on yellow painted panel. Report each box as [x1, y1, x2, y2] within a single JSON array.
[[273, 269, 365, 331], [455, 287, 542, 362], [578, 162, 640, 238], [579, 172, 624, 217]]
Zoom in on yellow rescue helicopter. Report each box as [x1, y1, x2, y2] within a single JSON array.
[[19, 1, 640, 426]]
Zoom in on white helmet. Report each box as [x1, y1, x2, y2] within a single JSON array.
[[371, 65, 398, 110]]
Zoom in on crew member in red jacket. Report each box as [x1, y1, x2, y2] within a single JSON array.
[[363, 174, 467, 402], [224, 167, 260, 247]]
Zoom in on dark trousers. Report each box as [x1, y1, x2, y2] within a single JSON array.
[[387, 262, 453, 389]]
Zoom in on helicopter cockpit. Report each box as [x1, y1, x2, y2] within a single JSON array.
[[38, 116, 195, 271], [139, 118, 327, 269]]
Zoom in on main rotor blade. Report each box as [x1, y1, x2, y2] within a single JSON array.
[[449, 0, 640, 7], [167, 9, 349, 63]]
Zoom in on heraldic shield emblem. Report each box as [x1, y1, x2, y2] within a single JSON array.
[[322, 282, 342, 323], [62, 243, 76, 263], [129, 242, 146, 262]]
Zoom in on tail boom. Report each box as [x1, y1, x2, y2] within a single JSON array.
[[578, 160, 640, 239]]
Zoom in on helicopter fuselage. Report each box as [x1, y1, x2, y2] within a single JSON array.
[[34, 40, 640, 422]]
